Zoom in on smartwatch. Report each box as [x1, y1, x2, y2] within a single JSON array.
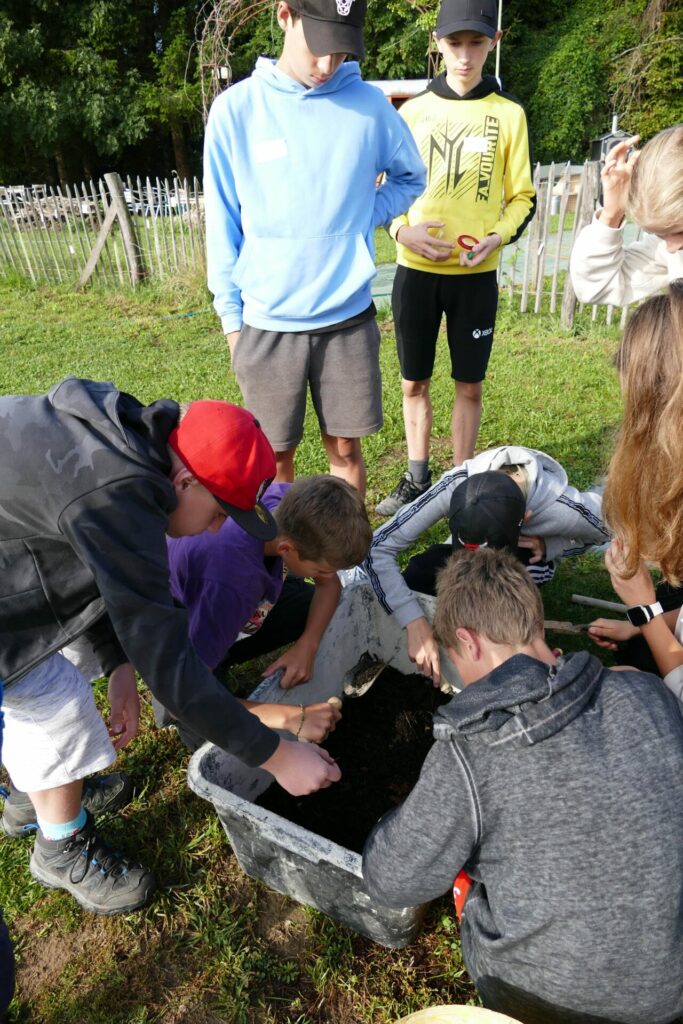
[[626, 601, 664, 627]]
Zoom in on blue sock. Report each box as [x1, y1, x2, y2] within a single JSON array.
[[38, 807, 87, 841], [408, 459, 430, 486]]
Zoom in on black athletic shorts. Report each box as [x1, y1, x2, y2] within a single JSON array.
[[392, 265, 499, 383]]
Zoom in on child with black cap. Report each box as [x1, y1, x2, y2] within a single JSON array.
[[376, 0, 536, 517], [204, 0, 425, 497], [366, 446, 607, 684]]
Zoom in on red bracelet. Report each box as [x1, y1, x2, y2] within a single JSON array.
[[457, 233, 479, 251]]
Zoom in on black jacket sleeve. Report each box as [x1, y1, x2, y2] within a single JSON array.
[[59, 475, 279, 767], [82, 613, 127, 678]]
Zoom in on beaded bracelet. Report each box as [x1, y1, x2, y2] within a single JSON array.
[[295, 704, 306, 739]]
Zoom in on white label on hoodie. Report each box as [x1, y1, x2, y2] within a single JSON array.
[[463, 135, 489, 154], [253, 138, 288, 163]]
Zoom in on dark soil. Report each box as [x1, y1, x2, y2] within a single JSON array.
[[256, 666, 449, 853]]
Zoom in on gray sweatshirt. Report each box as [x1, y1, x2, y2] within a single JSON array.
[[363, 651, 683, 1023], [365, 446, 608, 628]]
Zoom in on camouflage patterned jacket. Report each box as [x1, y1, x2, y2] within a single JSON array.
[[0, 377, 278, 767]]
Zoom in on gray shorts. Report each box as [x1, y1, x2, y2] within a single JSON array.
[[232, 319, 383, 451], [2, 653, 115, 791]]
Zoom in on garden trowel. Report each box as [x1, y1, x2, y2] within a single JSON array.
[[341, 651, 387, 700]]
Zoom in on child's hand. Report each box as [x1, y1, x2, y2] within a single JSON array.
[[263, 638, 317, 688], [599, 136, 640, 228], [588, 617, 639, 651], [604, 539, 656, 607], [226, 330, 241, 356], [406, 617, 441, 686], [459, 233, 501, 268], [291, 701, 342, 743], [260, 739, 341, 796], [107, 662, 140, 752], [518, 534, 546, 564], [396, 222, 456, 262]]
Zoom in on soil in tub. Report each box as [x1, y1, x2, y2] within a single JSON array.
[[256, 666, 449, 854]]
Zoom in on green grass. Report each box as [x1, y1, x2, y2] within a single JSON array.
[[374, 227, 397, 266], [548, 210, 576, 235], [0, 265, 625, 1023]]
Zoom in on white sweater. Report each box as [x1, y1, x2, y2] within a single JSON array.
[[570, 213, 683, 307]]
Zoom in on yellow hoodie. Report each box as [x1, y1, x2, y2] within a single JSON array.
[[390, 74, 536, 275]]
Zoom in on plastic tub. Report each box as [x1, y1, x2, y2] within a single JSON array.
[[187, 580, 462, 948]]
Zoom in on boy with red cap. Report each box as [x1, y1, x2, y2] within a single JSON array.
[[0, 377, 340, 916]]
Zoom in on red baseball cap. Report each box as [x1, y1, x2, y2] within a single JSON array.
[[168, 401, 277, 540]]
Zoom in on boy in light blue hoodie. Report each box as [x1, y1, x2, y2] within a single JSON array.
[[204, 0, 426, 496]]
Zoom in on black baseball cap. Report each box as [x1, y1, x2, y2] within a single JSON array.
[[436, 0, 498, 39], [289, 0, 367, 59], [448, 471, 525, 551]]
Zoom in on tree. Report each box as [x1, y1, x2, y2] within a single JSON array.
[[0, 0, 149, 181], [140, 6, 203, 181]]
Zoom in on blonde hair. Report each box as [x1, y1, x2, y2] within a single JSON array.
[[603, 280, 683, 583], [499, 462, 529, 498], [628, 124, 683, 235], [274, 475, 371, 568], [433, 548, 544, 649]]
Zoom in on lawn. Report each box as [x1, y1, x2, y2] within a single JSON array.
[[0, 261, 625, 1024]]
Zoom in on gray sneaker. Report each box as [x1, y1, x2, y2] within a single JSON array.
[[30, 812, 155, 915], [375, 471, 432, 517], [1, 772, 134, 838]]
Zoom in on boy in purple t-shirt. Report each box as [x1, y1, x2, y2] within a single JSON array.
[[162, 475, 372, 750]]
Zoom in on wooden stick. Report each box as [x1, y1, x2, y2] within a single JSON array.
[[545, 620, 591, 635], [571, 594, 627, 613]]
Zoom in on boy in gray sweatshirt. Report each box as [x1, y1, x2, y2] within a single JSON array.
[[363, 548, 683, 1024]]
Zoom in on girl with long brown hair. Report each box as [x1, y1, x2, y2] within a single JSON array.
[[589, 281, 683, 698]]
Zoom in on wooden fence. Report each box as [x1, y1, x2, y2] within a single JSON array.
[[0, 172, 205, 289], [0, 162, 632, 328], [502, 159, 638, 328]]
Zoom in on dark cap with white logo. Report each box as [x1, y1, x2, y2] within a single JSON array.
[[288, 0, 367, 59]]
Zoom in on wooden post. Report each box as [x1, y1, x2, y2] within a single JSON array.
[[520, 162, 542, 313], [560, 161, 599, 329], [549, 163, 570, 314], [145, 176, 163, 279], [77, 203, 118, 288], [534, 162, 554, 314], [78, 173, 145, 288], [104, 172, 145, 285]]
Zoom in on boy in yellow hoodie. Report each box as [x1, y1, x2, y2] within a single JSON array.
[[376, 0, 536, 517]]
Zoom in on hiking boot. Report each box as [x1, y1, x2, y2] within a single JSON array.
[[375, 471, 432, 517], [30, 812, 155, 915], [1, 772, 134, 838]]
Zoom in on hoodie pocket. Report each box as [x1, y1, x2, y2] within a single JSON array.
[[232, 233, 376, 321]]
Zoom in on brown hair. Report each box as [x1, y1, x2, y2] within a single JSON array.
[[603, 280, 683, 583], [274, 475, 372, 568], [628, 124, 683, 235], [433, 547, 544, 649]]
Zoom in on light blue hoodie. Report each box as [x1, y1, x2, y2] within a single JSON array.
[[204, 58, 426, 334]]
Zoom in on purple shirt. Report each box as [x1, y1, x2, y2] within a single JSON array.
[[166, 483, 290, 668]]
